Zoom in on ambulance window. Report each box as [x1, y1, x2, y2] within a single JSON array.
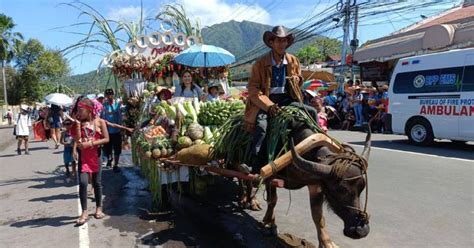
[[438, 67, 463, 92], [393, 67, 462, 93], [462, 65, 474, 92]]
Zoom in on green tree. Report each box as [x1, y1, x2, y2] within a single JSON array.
[[314, 37, 342, 60], [0, 14, 23, 105], [10, 39, 70, 104], [296, 45, 322, 66]]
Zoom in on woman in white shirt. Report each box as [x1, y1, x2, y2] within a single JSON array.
[[174, 70, 204, 99], [14, 106, 32, 155]]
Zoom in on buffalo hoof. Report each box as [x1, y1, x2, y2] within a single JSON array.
[[250, 198, 262, 211], [262, 223, 278, 236], [319, 241, 340, 248]]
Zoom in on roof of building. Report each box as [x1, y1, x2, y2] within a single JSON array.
[[354, 3, 474, 63], [397, 4, 474, 33]]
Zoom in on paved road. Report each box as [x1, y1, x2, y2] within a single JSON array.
[[1, 128, 472, 248], [245, 131, 474, 248], [0, 130, 223, 248]]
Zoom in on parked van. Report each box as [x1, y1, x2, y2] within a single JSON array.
[[387, 48, 474, 145]]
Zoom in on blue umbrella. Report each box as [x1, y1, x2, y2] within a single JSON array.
[[174, 44, 235, 68]]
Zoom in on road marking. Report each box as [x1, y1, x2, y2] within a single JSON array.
[[351, 144, 473, 162], [77, 185, 90, 248]]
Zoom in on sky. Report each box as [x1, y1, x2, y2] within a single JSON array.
[[1, 0, 462, 75]]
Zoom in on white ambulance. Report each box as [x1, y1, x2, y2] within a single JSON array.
[[388, 48, 474, 145]]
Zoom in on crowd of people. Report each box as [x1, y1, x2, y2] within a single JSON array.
[[305, 80, 391, 134]]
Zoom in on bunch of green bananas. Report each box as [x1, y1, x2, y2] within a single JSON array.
[[198, 100, 245, 126]]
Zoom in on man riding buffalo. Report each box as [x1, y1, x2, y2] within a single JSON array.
[[244, 26, 318, 173]]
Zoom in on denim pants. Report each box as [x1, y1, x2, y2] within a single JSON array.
[[252, 102, 319, 155], [353, 104, 363, 125]]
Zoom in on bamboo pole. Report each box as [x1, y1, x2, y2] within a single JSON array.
[[260, 133, 343, 179]]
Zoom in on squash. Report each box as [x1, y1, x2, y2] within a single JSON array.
[[178, 136, 193, 148], [187, 123, 204, 140]]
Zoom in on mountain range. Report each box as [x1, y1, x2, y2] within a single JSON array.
[[65, 20, 321, 93]]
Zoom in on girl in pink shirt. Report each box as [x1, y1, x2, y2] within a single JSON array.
[[73, 98, 109, 225]]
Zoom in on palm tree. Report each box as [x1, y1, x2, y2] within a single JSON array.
[[0, 14, 23, 105], [59, 1, 150, 92]]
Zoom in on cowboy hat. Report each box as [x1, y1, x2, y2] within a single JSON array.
[[263, 26, 295, 49]]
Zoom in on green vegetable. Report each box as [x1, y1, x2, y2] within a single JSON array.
[[176, 103, 188, 116], [160, 101, 176, 119], [193, 97, 201, 114], [203, 126, 213, 144], [184, 101, 198, 123], [178, 136, 193, 148], [187, 123, 204, 140], [197, 100, 245, 126]]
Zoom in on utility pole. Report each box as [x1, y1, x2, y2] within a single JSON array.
[[338, 0, 352, 93], [2, 61, 7, 105], [350, 5, 359, 81]]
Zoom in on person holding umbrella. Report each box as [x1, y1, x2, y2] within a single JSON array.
[[50, 104, 63, 149]]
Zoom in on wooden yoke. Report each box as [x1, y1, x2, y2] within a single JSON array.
[[260, 133, 343, 179]]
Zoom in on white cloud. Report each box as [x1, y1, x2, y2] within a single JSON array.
[[108, 6, 143, 22], [178, 0, 271, 26]]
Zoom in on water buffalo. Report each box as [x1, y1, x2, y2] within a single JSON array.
[[237, 120, 371, 248]]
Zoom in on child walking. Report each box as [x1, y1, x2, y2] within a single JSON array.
[[14, 106, 32, 155], [72, 98, 109, 225], [60, 119, 76, 178]]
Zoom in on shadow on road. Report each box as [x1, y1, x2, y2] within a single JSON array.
[[9, 216, 77, 228], [29, 193, 77, 203], [0, 154, 16, 158], [27, 168, 76, 189], [349, 139, 474, 161], [0, 166, 75, 189], [27, 146, 51, 152]]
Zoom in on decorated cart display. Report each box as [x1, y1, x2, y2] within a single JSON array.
[[106, 28, 249, 205]]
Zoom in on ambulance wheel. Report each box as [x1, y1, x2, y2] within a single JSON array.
[[407, 118, 434, 146]]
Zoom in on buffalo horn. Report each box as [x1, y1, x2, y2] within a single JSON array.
[[290, 138, 332, 176], [361, 123, 372, 161]]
